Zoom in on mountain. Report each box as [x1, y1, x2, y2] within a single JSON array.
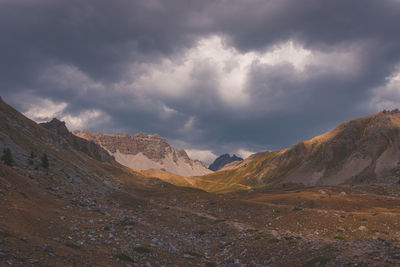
[[74, 130, 212, 177], [40, 118, 114, 162], [208, 154, 243, 171], [4, 97, 400, 266], [196, 110, 400, 192]]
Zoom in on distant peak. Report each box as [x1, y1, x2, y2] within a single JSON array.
[[209, 153, 243, 171]]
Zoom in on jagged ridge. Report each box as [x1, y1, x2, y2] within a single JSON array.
[[208, 154, 243, 171], [74, 130, 212, 177]]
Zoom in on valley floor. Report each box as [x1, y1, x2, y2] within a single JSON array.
[[2, 164, 400, 266]]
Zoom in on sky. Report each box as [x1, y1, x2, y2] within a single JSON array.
[[1, 0, 400, 165]]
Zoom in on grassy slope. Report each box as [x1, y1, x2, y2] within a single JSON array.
[[191, 111, 400, 192]]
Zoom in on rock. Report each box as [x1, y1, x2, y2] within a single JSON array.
[[340, 192, 347, 196], [359, 226, 367, 231], [373, 232, 381, 240], [209, 154, 243, 171], [183, 254, 195, 259], [74, 130, 210, 176], [120, 217, 136, 226], [69, 226, 79, 232], [44, 244, 54, 253], [271, 230, 280, 238]]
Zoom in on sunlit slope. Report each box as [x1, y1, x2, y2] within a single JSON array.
[[196, 110, 400, 192], [132, 168, 196, 187]]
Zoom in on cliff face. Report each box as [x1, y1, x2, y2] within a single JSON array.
[[74, 130, 212, 177], [40, 119, 114, 163], [209, 154, 243, 171]]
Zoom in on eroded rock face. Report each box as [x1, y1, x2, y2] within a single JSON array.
[[74, 130, 211, 177], [40, 119, 114, 163], [40, 118, 70, 136]]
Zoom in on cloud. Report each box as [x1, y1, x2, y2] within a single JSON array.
[[185, 149, 217, 166], [235, 149, 255, 159], [1, 0, 400, 165], [369, 67, 400, 111], [22, 98, 67, 122], [61, 109, 110, 131]]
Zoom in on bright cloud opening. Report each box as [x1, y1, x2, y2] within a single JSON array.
[[23, 98, 67, 122], [369, 68, 400, 110], [236, 148, 255, 159], [185, 149, 218, 166]]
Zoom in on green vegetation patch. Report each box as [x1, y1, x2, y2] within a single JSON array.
[[205, 262, 217, 267], [183, 251, 203, 257], [198, 230, 207, 235], [113, 253, 134, 262], [133, 246, 152, 253], [303, 256, 330, 267], [334, 236, 345, 240], [64, 242, 81, 249], [269, 238, 280, 243], [285, 188, 298, 192], [0, 230, 12, 238]]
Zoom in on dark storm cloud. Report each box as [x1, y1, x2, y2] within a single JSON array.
[[1, 0, 400, 161]]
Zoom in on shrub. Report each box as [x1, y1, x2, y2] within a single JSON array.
[[334, 236, 345, 240], [303, 256, 330, 267], [1, 148, 13, 166], [113, 253, 134, 262], [133, 246, 152, 253], [41, 153, 49, 168]]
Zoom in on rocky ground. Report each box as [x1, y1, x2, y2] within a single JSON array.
[[3, 161, 400, 266]]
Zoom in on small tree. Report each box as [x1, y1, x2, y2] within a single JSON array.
[[28, 151, 35, 165], [41, 153, 49, 169], [1, 148, 13, 166]]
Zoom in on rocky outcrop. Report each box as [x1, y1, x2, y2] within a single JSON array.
[[40, 118, 70, 136], [40, 119, 114, 163], [209, 154, 243, 171], [74, 130, 212, 177]]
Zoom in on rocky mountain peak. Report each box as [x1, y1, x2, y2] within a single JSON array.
[[74, 130, 172, 160], [40, 118, 70, 136], [74, 130, 211, 176], [209, 153, 243, 171]]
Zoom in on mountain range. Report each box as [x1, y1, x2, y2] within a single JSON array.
[[73, 130, 211, 177], [3, 96, 400, 265]]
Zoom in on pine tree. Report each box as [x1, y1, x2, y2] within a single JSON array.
[[41, 153, 49, 169], [1, 148, 13, 166]]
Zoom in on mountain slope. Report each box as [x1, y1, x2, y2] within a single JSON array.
[[40, 118, 114, 162], [4, 97, 400, 266], [197, 110, 400, 192], [74, 130, 212, 176], [208, 154, 243, 171]]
